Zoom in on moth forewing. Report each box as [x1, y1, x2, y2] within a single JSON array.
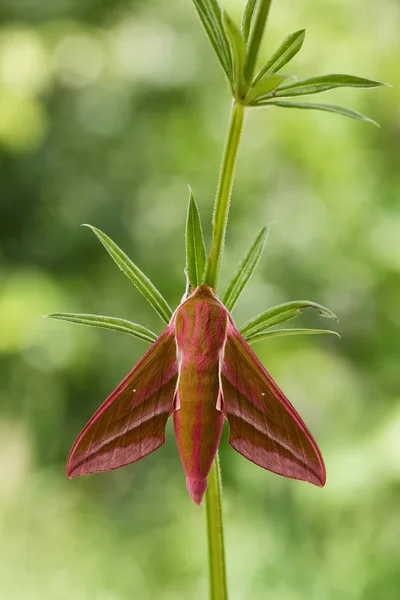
[[220, 324, 326, 487], [67, 327, 179, 478]]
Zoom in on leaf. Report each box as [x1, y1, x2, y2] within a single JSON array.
[[223, 11, 246, 95], [243, 0, 273, 83], [45, 313, 158, 343], [259, 100, 379, 126], [186, 189, 206, 288], [245, 74, 288, 104], [253, 29, 306, 85], [84, 225, 173, 324], [241, 0, 258, 42], [274, 74, 386, 98], [222, 226, 268, 312], [245, 328, 341, 343], [191, 0, 233, 84], [240, 300, 337, 338]]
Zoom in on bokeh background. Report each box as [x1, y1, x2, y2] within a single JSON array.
[[1, 0, 399, 598]]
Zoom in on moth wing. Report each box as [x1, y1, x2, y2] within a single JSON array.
[[220, 324, 326, 486], [67, 327, 178, 478]]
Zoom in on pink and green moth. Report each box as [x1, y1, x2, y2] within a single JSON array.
[[67, 283, 326, 504]]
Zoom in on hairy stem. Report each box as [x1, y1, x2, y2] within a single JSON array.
[[204, 101, 245, 290], [205, 453, 228, 600]]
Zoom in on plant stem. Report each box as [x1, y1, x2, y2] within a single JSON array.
[[205, 452, 227, 600], [204, 101, 245, 290], [244, 0, 274, 83], [203, 8, 274, 595], [202, 102, 245, 600], [203, 103, 245, 600]]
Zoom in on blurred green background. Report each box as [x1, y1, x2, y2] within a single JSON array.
[[1, 1, 399, 598]]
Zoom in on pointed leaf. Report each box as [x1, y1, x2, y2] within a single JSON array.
[[186, 189, 206, 288], [243, 0, 273, 83], [246, 74, 288, 104], [257, 100, 379, 125], [222, 226, 268, 312], [45, 313, 158, 343], [274, 74, 386, 98], [253, 29, 306, 85], [191, 0, 233, 83], [240, 300, 337, 338], [223, 11, 246, 95], [245, 328, 340, 343], [241, 0, 258, 42], [84, 225, 172, 324]]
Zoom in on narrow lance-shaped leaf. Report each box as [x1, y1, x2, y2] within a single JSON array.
[[243, 0, 273, 83], [223, 11, 246, 96], [274, 74, 386, 98], [246, 74, 288, 104], [245, 328, 341, 343], [259, 100, 379, 126], [191, 0, 233, 84], [222, 226, 268, 312], [186, 189, 206, 288], [241, 0, 258, 42], [253, 29, 306, 85], [240, 300, 337, 338], [45, 313, 158, 343], [84, 225, 173, 324]]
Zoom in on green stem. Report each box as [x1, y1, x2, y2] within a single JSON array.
[[202, 8, 274, 595], [202, 102, 245, 600], [204, 101, 245, 290], [244, 0, 274, 83], [205, 453, 227, 600]]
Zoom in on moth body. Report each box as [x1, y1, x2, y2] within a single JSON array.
[[174, 286, 227, 503]]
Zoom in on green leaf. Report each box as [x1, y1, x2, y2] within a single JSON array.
[[259, 100, 379, 126], [44, 313, 158, 343], [221, 226, 268, 312], [191, 0, 233, 84], [240, 300, 337, 338], [186, 189, 206, 288], [245, 74, 288, 104], [84, 225, 172, 324], [253, 29, 306, 85], [243, 0, 273, 83], [245, 328, 341, 343], [223, 11, 246, 96], [241, 0, 258, 42], [274, 74, 386, 98]]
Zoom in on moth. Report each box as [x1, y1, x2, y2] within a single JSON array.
[[67, 284, 326, 503]]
